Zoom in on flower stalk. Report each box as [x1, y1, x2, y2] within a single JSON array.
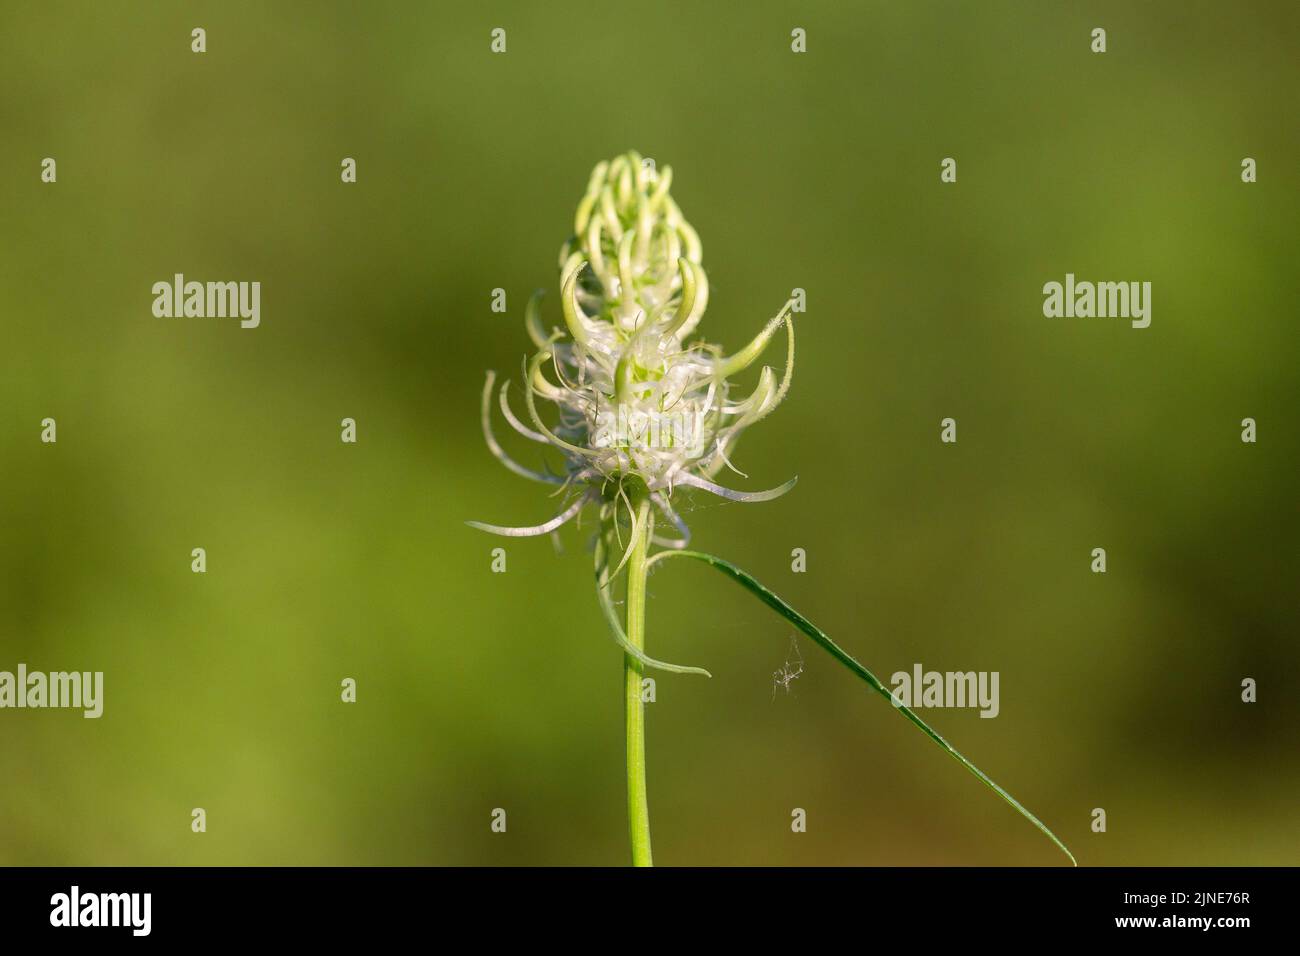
[[622, 492, 653, 866]]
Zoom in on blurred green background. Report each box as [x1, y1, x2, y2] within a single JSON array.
[[1, 1, 1296, 866]]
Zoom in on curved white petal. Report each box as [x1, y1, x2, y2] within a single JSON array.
[[466, 494, 589, 537], [497, 381, 549, 444], [674, 472, 798, 503], [480, 372, 563, 484]]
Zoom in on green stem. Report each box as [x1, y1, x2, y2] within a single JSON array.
[[624, 495, 654, 866]]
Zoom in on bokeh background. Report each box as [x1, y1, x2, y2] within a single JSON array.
[[1, 1, 1296, 865]]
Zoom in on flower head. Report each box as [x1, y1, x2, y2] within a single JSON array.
[[472, 150, 796, 550]]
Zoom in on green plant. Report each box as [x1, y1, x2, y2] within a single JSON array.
[[469, 152, 1075, 867]]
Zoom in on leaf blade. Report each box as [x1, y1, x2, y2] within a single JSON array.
[[660, 549, 1076, 866]]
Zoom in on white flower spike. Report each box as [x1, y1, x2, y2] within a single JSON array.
[[471, 151, 797, 567]]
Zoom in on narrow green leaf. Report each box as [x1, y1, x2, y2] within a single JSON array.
[[594, 538, 712, 677], [656, 549, 1076, 865]]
